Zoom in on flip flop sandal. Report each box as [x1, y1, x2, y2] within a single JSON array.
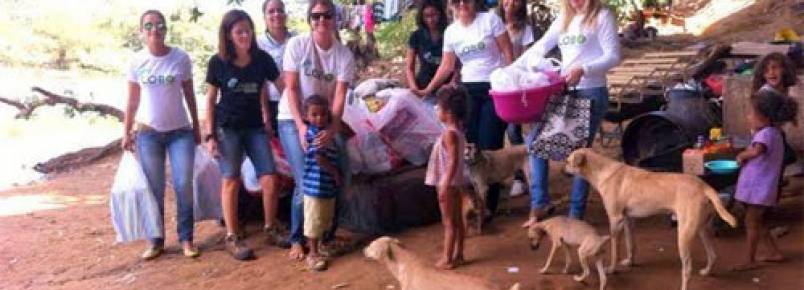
[[306, 256, 328, 272]]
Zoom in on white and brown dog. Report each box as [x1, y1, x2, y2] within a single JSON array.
[[364, 236, 520, 290], [464, 144, 530, 231], [565, 148, 738, 290], [528, 216, 610, 290]]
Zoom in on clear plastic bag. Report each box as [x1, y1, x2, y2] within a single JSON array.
[[109, 152, 163, 243], [371, 89, 441, 166], [193, 147, 222, 221]]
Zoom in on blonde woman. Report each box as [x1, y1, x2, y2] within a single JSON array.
[[517, 0, 621, 224]]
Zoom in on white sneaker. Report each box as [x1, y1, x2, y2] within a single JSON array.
[[510, 180, 527, 197]]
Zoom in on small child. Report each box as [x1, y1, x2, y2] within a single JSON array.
[[752, 52, 798, 95], [425, 85, 470, 270], [733, 89, 799, 271], [301, 95, 342, 272]]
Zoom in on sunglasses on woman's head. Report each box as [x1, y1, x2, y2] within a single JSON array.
[[143, 22, 167, 32], [310, 11, 334, 21]]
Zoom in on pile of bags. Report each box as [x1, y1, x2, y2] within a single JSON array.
[[344, 79, 442, 174]]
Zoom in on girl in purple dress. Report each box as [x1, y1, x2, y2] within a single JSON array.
[[733, 89, 798, 271]]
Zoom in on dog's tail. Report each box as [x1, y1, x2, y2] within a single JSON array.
[[703, 186, 737, 227], [508, 282, 521, 290]]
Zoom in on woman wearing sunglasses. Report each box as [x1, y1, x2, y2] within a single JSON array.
[[415, 0, 514, 219], [205, 9, 283, 261], [257, 0, 293, 137], [122, 10, 202, 260], [279, 0, 355, 264], [517, 0, 620, 225]]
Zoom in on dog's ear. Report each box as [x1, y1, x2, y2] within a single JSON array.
[[569, 150, 586, 167]]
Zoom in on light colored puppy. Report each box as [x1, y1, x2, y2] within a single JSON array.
[[565, 148, 738, 290], [464, 144, 530, 224], [364, 237, 520, 290], [528, 216, 610, 290]]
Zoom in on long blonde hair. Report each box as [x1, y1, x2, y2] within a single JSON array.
[[559, 0, 603, 32]]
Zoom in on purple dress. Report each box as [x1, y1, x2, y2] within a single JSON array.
[[735, 127, 784, 206]]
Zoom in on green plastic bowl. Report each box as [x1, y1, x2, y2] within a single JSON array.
[[705, 160, 739, 175]]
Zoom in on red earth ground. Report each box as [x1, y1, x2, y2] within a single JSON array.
[[1, 146, 803, 290]]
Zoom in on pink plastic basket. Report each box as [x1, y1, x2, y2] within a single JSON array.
[[490, 71, 565, 124]]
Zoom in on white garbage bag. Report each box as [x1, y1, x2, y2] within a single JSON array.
[[193, 147, 222, 221], [110, 152, 163, 243]]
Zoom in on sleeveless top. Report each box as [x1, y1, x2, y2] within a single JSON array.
[[425, 128, 468, 187]]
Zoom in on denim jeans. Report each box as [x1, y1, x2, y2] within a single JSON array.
[[216, 127, 276, 178], [278, 120, 349, 244], [463, 82, 507, 213], [527, 87, 609, 219], [135, 127, 196, 245]]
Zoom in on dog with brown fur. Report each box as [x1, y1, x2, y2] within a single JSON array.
[[464, 144, 530, 232], [364, 236, 520, 290], [565, 148, 738, 290], [528, 216, 610, 290]]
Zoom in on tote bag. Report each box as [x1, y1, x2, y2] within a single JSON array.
[[530, 89, 592, 161]]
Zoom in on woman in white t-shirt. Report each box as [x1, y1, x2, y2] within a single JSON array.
[[498, 0, 534, 197], [517, 0, 621, 225], [416, 0, 513, 219], [257, 0, 294, 136], [122, 10, 202, 260], [279, 0, 356, 261]]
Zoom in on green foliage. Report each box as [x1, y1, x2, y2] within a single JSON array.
[[373, 11, 416, 60]]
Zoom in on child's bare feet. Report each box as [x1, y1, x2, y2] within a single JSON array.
[[758, 254, 785, 263], [288, 243, 305, 261], [732, 262, 759, 271], [435, 257, 455, 270]]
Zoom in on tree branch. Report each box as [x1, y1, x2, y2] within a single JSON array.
[[31, 86, 124, 121]]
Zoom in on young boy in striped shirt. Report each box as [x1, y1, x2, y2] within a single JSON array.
[[301, 95, 342, 271]]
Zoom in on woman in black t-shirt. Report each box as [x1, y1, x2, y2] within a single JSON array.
[[204, 9, 282, 261], [405, 0, 448, 107]]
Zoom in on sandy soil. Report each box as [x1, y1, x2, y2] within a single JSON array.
[[1, 147, 803, 290]]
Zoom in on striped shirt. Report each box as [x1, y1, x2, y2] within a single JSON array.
[[302, 126, 339, 198]]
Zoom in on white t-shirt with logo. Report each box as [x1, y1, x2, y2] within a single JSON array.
[[278, 33, 355, 121], [508, 24, 535, 57], [515, 9, 621, 89], [443, 12, 507, 83], [127, 47, 192, 131], [257, 31, 295, 102]]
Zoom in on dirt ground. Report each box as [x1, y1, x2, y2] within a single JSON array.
[[1, 145, 803, 290]]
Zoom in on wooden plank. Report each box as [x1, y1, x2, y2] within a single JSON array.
[[730, 42, 791, 56], [622, 58, 680, 65], [643, 51, 698, 58]]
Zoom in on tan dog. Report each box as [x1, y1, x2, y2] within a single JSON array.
[[464, 144, 530, 230], [565, 148, 738, 290], [364, 237, 520, 290], [528, 216, 610, 290]]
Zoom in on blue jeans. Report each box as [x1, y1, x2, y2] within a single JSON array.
[[527, 87, 609, 219], [135, 127, 196, 245], [278, 120, 349, 244], [216, 127, 276, 178]]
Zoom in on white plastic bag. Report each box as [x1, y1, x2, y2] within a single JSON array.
[[241, 157, 261, 193], [193, 147, 222, 221], [109, 152, 163, 243], [353, 78, 401, 99], [491, 66, 552, 92], [371, 88, 441, 166]]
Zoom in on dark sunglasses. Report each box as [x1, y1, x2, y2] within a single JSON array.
[[310, 11, 334, 21], [451, 0, 474, 5], [143, 22, 167, 32], [267, 8, 285, 15]]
